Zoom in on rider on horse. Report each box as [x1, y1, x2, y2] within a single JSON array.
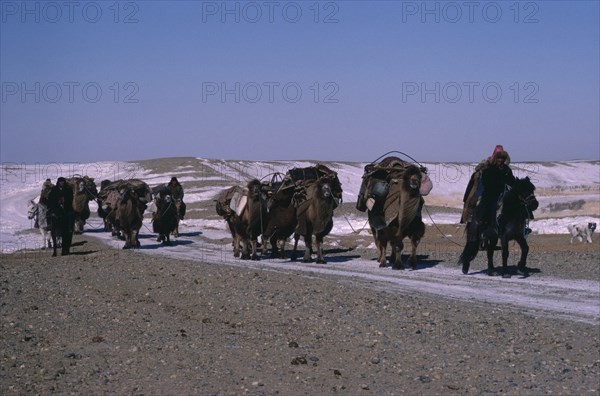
[[167, 177, 186, 220], [477, 146, 515, 227], [461, 145, 515, 226], [458, 145, 516, 271]]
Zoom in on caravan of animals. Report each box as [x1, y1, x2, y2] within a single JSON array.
[[24, 151, 596, 279]]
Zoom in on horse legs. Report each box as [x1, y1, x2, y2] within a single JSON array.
[[516, 235, 529, 275], [315, 236, 326, 264], [460, 241, 479, 274], [486, 234, 498, 276], [291, 234, 300, 261], [40, 229, 49, 249], [500, 236, 510, 278]]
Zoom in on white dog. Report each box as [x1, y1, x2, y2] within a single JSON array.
[[567, 222, 597, 244]]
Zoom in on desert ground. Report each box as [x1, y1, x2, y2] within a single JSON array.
[[1, 219, 599, 395]]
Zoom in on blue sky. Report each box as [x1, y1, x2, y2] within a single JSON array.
[[1, 0, 599, 163]]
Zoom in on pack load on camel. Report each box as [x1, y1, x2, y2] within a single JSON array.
[[356, 154, 432, 269], [66, 175, 98, 234], [98, 179, 152, 208], [356, 156, 432, 228], [277, 164, 343, 208], [97, 179, 152, 238], [276, 164, 343, 264], [215, 180, 271, 260]]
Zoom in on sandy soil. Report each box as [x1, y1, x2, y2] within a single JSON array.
[[1, 227, 599, 395]]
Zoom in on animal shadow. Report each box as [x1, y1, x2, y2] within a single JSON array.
[[377, 254, 442, 270], [177, 231, 202, 237], [143, 239, 194, 250], [468, 265, 542, 278], [67, 250, 99, 256]]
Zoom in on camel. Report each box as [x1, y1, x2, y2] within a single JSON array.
[[117, 188, 143, 249], [98, 179, 152, 240], [358, 158, 426, 270], [231, 179, 268, 260], [68, 176, 98, 234], [377, 164, 425, 269], [291, 176, 337, 264], [262, 181, 297, 258], [215, 185, 246, 257], [97, 179, 113, 232]]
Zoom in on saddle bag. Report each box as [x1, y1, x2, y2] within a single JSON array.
[[370, 179, 389, 201]]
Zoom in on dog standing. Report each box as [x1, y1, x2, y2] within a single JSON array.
[[567, 222, 597, 243]]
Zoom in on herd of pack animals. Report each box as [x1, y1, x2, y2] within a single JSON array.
[[25, 155, 594, 278]]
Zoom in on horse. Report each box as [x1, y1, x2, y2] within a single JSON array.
[[117, 188, 143, 249], [460, 177, 539, 278], [152, 188, 179, 246], [291, 176, 338, 264], [27, 199, 54, 249], [370, 164, 425, 270], [231, 179, 268, 260]]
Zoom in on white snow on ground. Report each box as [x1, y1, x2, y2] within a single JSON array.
[[2, 159, 599, 324], [2, 159, 598, 251]]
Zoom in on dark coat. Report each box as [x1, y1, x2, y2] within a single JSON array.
[[48, 184, 74, 214], [478, 164, 515, 223]]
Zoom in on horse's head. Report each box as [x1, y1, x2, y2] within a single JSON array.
[[27, 200, 37, 219], [514, 177, 538, 211], [402, 165, 422, 192]]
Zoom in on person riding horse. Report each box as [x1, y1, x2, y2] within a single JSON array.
[[167, 177, 186, 220], [458, 145, 515, 270], [47, 177, 75, 255], [477, 147, 515, 226]]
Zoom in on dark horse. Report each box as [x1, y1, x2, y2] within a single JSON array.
[[152, 188, 179, 246], [460, 177, 539, 278]]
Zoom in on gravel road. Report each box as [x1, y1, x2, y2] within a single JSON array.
[[1, 228, 599, 395]]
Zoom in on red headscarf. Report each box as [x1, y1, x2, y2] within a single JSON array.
[[489, 145, 505, 161]]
